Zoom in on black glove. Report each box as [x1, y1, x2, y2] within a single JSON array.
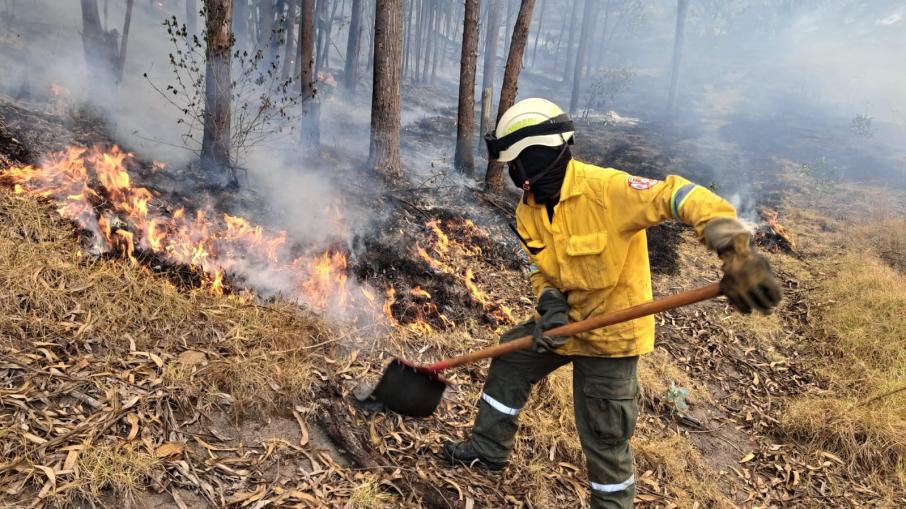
[[533, 288, 569, 352]]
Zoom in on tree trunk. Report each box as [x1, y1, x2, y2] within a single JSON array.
[[419, 0, 430, 82], [318, 0, 340, 72], [477, 0, 503, 153], [402, 0, 413, 77], [591, 0, 611, 72], [502, 0, 514, 62], [369, 0, 404, 180], [233, 0, 249, 51], [299, 0, 320, 150], [666, 0, 689, 112], [344, 0, 363, 90], [257, 0, 275, 61], [201, 0, 235, 187], [553, 0, 568, 68], [186, 0, 197, 34], [430, 0, 441, 83], [454, 0, 480, 176], [314, 0, 328, 73], [366, 0, 375, 71], [568, 0, 595, 115], [281, 0, 296, 80], [484, 0, 535, 192], [116, 0, 135, 82], [413, 0, 425, 81], [562, 0, 578, 79], [80, 0, 117, 79], [530, 0, 544, 66]]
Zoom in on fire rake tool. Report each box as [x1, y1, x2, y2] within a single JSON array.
[[365, 283, 722, 418]]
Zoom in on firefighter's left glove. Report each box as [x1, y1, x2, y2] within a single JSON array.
[[532, 288, 569, 352], [705, 218, 782, 314]]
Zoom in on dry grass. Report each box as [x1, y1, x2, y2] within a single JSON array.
[[519, 366, 583, 465], [345, 473, 395, 508], [638, 346, 713, 407], [75, 442, 159, 499], [634, 434, 733, 507], [779, 251, 906, 484], [851, 216, 906, 274], [0, 191, 326, 417]]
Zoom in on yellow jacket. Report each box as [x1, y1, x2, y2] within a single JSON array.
[[515, 159, 737, 357]]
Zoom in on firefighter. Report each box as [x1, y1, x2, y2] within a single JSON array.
[[442, 98, 781, 508]]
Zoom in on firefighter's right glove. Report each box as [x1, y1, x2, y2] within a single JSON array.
[[532, 288, 569, 352], [705, 218, 782, 314]]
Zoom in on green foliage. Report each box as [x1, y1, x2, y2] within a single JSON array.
[[665, 381, 690, 413], [799, 156, 841, 193], [145, 13, 300, 168], [850, 114, 875, 138]]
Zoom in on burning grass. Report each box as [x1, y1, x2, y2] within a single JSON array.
[[0, 189, 327, 413], [0, 187, 338, 504], [0, 144, 388, 323]]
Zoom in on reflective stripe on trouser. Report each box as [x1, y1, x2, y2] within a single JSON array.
[[470, 320, 569, 464], [468, 321, 639, 508], [573, 356, 639, 509]]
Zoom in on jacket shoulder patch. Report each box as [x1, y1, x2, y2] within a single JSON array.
[[627, 176, 661, 190]]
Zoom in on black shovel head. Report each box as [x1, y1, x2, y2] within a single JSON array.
[[367, 359, 448, 418]]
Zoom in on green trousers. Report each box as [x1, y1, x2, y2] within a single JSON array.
[[470, 321, 639, 509]]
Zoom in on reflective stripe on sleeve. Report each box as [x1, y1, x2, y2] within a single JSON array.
[[528, 264, 540, 274], [670, 184, 698, 219], [590, 474, 635, 493], [481, 393, 522, 416]]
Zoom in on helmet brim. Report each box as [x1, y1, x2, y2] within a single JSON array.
[[497, 131, 575, 162]]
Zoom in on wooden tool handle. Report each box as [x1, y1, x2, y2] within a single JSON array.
[[425, 283, 721, 371]]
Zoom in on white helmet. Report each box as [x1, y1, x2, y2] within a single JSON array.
[[485, 98, 575, 162]]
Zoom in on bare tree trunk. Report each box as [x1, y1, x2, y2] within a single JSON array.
[[80, 0, 116, 79], [344, 0, 363, 89], [477, 0, 503, 153], [530, 0, 544, 66], [553, 0, 568, 68], [420, 0, 432, 82], [186, 0, 197, 34], [369, 0, 403, 179], [502, 0, 514, 61], [314, 0, 328, 73], [201, 0, 235, 187], [402, 0, 413, 77], [299, 0, 320, 150], [116, 0, 134, 82], [667, 0, 689, 111], [562, 0, 578, 79], [366, 0, 375, 71], [281, 0, 296, 80], [413, 0, 425, 81], [319, 0, 340, 72], [484, 0, 535, 192], [568, 0, 595, 115], [454, 0, 480, 176], [257, 0, 275, 60], [430, 0, 441, 83], [233, 0, 249, 51], [591, 0, 611, 72]]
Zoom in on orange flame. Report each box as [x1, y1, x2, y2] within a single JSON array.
[[1, 145, 387, 322], [464, 268, 489, 306], [409, 286, 431, 299]]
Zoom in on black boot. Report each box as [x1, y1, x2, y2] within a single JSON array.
[[442, 440, 506, 471]]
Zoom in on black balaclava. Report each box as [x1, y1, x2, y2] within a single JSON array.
[[509, 144, 572, 218]]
